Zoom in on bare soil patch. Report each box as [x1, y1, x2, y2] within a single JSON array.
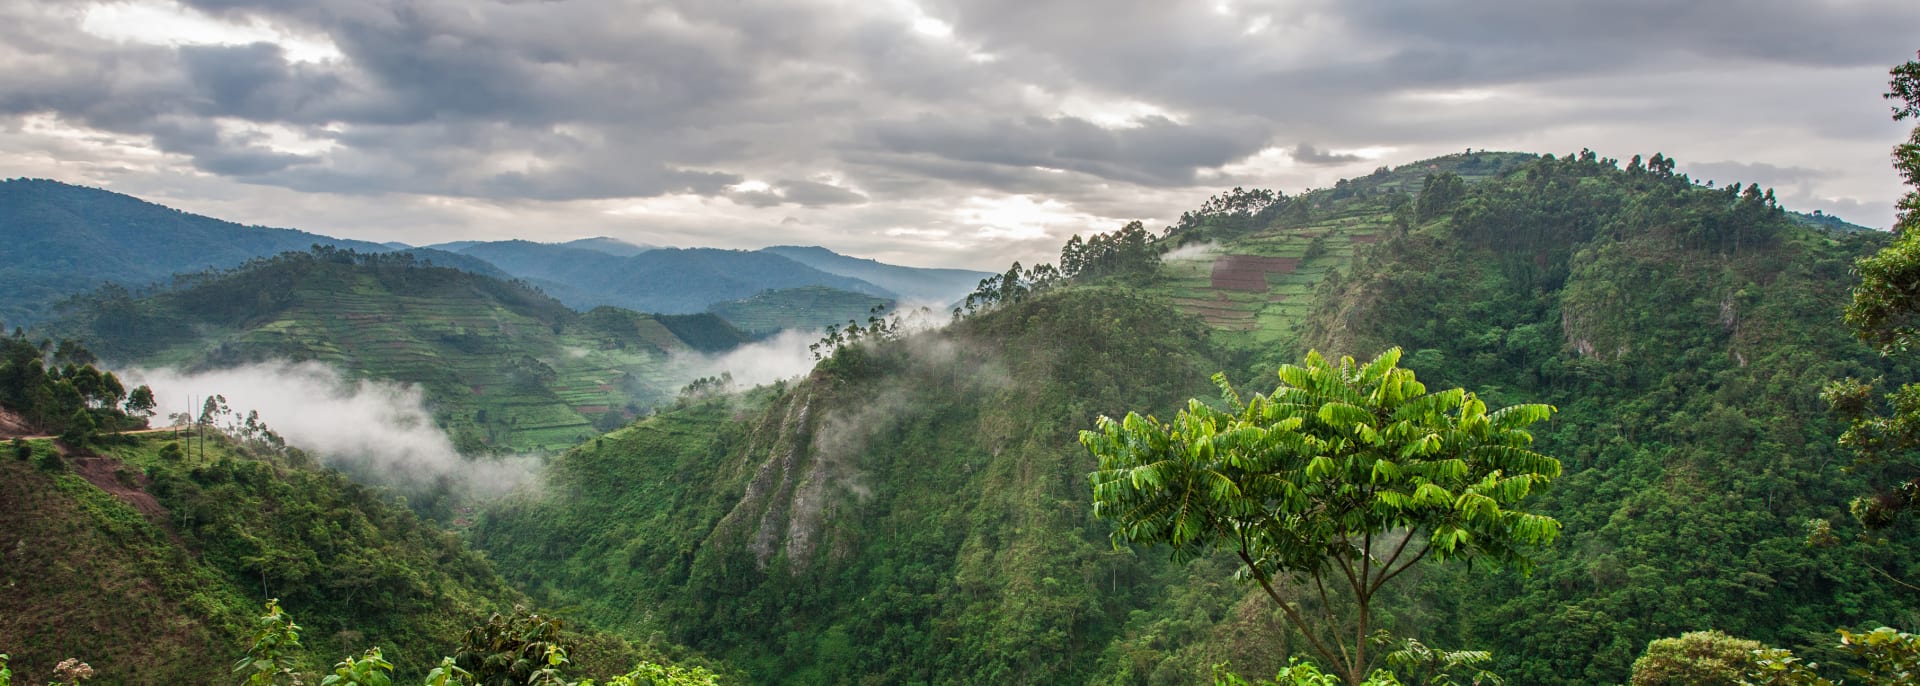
[[1210, 255, 1301, 291], [71, 455, 171, 526]]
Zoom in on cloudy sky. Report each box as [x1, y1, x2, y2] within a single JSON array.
[[3, 0, 1916, 270]]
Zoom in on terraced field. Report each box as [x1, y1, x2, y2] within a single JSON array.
[[65, 256, 722, 453], [1156, 202, 1392, 349], [1150, 151, 1532, 349]]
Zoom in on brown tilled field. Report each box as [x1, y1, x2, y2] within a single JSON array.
[[1210, 255, 1301, 291]]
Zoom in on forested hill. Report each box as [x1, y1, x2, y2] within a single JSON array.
[[470, 150, 1918, 684], [47, 247, 749, 452], [0, 179, 392, 326]]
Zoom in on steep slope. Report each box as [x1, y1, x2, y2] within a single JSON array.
[[759, 245, 993, 305], [473, 288, 1221, 684], [446, 241, 894, 314], [707, 286, 894, 335], [0, 434, 524, 684], [46, 248, 744, 452], [0, 179, 392, 326]]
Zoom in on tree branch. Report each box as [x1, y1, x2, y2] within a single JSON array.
[[1371, 531, 1418, 595], [1360, 530, 1373, 602], [1371, 543, 1434, 592], [1313, 571, 1353, 673], [1238, 548, 1346, 677]]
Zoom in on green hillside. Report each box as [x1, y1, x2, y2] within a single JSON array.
[[47, 248, 744, 452], [0, 179, 392, 326], [469, 150, 1920, 685], [472, 287, 1222, 684], [0, 432, 521, 684], [708, 286, 894, 335]]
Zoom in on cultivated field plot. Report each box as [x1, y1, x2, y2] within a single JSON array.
[[1155, 205, 1390, 349]]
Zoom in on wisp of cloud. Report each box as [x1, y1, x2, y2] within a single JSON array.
[[122, 360, 539, 497]]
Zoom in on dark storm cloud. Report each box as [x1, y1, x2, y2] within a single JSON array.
[[177, 43, 345, 122]]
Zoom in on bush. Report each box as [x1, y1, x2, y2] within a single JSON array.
[[1630, 630, 1761, 686], [36, 446, 63, 471]]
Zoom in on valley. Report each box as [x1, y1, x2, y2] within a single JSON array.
[[4, 98, 1918, 686]]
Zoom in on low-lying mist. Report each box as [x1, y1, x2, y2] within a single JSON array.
[[667, 304, 954, 391], [670, 328, 820, 389], [1162, 241, 1220, 261], [122, 361, 540, 498]]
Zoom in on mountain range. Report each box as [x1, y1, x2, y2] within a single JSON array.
[[0, 178, 989, 328]]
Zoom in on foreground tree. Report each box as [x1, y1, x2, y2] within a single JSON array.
[[1823, 51, 1920, 535], [1082, 349, 1561, 685]]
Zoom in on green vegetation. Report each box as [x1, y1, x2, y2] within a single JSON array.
[[468, 133, 1918, 684], [0, 333, 153, 444], [474, 287, 1224, 684], [0, 429, 516, 682], [1083, 349, 1561, 684], [1628, 627, 1920, 685], [1823, 51, 1920, 538], [47, 247, 744, 452]]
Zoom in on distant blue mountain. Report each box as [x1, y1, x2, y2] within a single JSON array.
[[445, 241, 893, 314], [0, 178, 391, 325], [760, 245, 992, 305], [560, 236, 654, 256]]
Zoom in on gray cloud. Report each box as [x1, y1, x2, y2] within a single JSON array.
[[728, 179, 869, 208], [866, 114, 1274, 187], [0, 0, 1912, 266], [1291, 143, 1361, 166]]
